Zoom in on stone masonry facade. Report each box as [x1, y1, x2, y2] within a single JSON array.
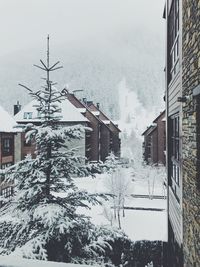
[[182, 0, 200, 265]]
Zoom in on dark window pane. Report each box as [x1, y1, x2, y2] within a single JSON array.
[[168, 0, 180, 83]]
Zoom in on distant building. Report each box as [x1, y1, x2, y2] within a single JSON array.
[[142, 111, 166, 166], [164, 0, 200, 266], [142, 125, 157, 165], [153, 111, 166, 165], [14, 99, 88, 160]]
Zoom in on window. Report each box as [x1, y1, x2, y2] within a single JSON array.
[[168, 0, 180, 83], [172, 116, 180, 161], [147, 136, 151, 160], [169, 114, 180, 201], [24, 112, 33, 119], [2, 138, 13, 156], [37, 110, 42, 118], [1, 163, 12, 169], [164, 129, 166, 151], [85, 130, 91, 161], [1, 187, 13, 200]]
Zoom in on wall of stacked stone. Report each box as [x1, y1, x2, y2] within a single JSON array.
[[182, 0, 200, 266]]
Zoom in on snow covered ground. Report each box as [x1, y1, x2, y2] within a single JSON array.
[[0, 256, 93, 267], [75, 167, 167, 242], [78, 204, 167, 241]]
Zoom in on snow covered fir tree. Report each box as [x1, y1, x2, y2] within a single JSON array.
[[0, 37, 130, 265]]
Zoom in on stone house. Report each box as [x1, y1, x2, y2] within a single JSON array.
[[142, 111, 166, 166], [164, 0, 200, 266]]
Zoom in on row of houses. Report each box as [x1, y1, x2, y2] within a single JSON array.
[[142, 110, 166, 166], [0, 93, 121, 200]]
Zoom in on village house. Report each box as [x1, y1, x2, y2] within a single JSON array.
[[64, 90, 121, 162], [164, 0, 200, 266], [14, 99, 88, 160], [0, 105, 21, 202], [142, 111, 166, 166]]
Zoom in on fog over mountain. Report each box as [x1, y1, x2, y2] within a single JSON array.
[[0, 0, 165, 119]]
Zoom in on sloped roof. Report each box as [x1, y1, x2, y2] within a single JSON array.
[[66, 93, 111, 130], [0, 105, 17, 132], [153, 110, 165, 123], [15, 99, 88, 123], [142, 125, 157, 136], [87, 103, 121, 132]]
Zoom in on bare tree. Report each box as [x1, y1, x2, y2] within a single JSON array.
[[104, 167, 132, 229]]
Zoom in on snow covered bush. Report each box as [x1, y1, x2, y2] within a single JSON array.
[[122, 240, 163, 267]]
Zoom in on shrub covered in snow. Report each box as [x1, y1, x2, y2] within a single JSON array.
[[123, 240, 163, 267]]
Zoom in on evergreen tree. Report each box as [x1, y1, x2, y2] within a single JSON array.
[[0, 37, 111, 262]]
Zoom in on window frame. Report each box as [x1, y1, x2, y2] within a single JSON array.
[[169, 113, 181, 202], [1, 186, 13, 200], [1, 162, 12, 169], [168, 0, 180, 83], [24, 112, 33, 119], [2, 138, 13, 156]]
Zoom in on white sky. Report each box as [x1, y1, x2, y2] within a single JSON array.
[[0, 0, 165, 57]]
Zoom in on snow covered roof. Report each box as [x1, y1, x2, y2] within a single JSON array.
[[87, 103, 121, 132], [0, 105, 18, 132], [91, 111, 100, 116], [153, 110, 165, 123], [15, 99, 88, 123], [142, 125, 156, 136], [102, 120, 110, 125], [77, 108, 86, 113]]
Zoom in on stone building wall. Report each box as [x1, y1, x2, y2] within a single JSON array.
[[182, 0, 200, 266]]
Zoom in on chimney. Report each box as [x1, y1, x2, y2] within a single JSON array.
[[82, 98, 87, 104], [96, 103, 100, 109], [86, 101, 93, 106], [14, 101, 21, 115]]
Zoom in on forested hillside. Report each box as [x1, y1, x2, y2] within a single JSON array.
[[0, 28, 164, 119]]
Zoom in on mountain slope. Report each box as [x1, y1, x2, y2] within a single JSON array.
[[0, 28, 164, 118]]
